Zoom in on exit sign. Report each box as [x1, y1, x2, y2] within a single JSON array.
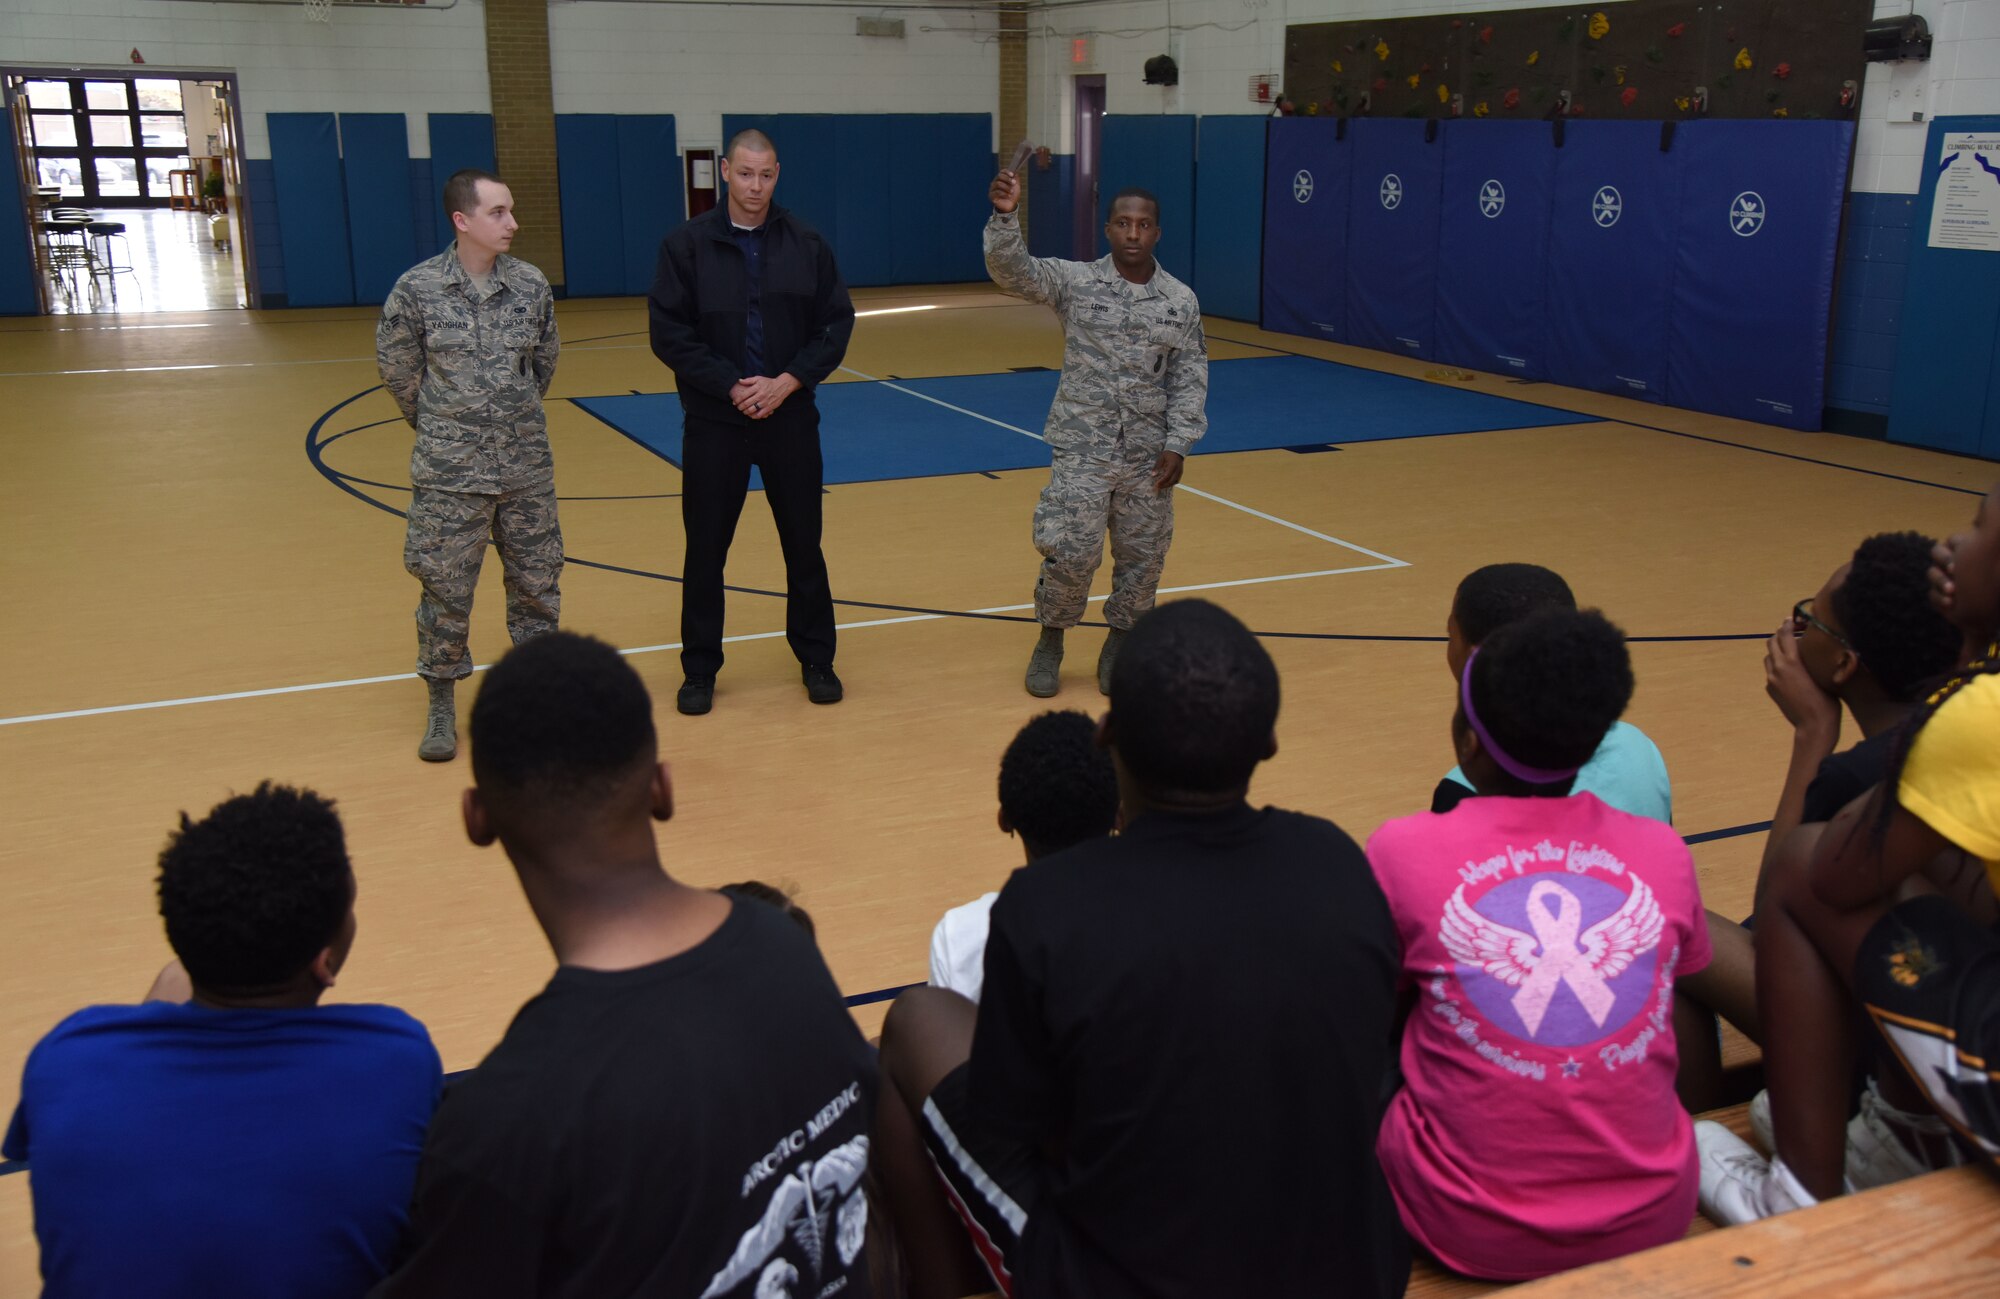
[[1071, 36, 1095, 68]]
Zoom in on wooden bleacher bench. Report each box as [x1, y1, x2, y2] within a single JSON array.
[[1407, 1101, 2000, 1297]]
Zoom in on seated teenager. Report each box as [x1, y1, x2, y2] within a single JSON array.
[[1680, 531, 1963, 1108], [928, 709, 1119, 1003], [1700, 483, 2000, 1222], [1369, 608, 1710, 1280], [370, 633, 878, 1298], [1754, 530, 1962, 915], [721, 880, 817, 940], [3, 783, 441, 1299], [1434, 563, 1672, 823], [872, 600, 1409, 1299]]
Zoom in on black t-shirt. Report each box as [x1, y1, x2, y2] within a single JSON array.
[[370, 900, 878, 1299], [1802, 729, 1899, 825], [970, 803, 1410, 1299]]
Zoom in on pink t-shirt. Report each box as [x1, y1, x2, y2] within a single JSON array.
[[1367, 793, 1710, 1280]]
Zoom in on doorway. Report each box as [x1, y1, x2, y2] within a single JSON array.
[[1071, 74, 1104, 261], [6, 66, 253, 314]]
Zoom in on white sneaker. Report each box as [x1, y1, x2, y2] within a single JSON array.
[[1748, 1081, 1966, 1190], [1696, 1121, 1820, 1225]]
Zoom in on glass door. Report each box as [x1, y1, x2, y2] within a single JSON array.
[[24, 75, 189, 207]]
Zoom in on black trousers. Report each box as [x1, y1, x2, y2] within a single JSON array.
[[679, 404, 836, 678]]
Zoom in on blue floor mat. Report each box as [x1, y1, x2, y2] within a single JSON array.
[[572, 354, 1599, 489]]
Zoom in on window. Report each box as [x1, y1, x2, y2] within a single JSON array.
[[23, 75, 190, 205]]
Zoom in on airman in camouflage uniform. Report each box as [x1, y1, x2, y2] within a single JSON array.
[[377, 169, 561, 761], [985, 170, 1208, 697]]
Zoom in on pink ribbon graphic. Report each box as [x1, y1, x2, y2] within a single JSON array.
[[1512, 881, 1617, 1037]]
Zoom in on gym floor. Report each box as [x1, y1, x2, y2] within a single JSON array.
[[0, 282, 1989, 1287]]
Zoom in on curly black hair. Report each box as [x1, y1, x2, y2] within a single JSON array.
[[1451, 564, 1577, 647], [1829, 531, 1961, 704], [999, 711, 1119, 857], [470, 632, 656, 803], [720, 881, 816, 941], [156, 782, 352, 993], [1109, 600, 1279, 795], [1465, 608, 1634, 782]]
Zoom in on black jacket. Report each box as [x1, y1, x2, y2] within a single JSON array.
[[647, 204, 855, 425]]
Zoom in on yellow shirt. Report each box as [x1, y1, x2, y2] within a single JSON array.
[[1898, 672, 2000, 894]]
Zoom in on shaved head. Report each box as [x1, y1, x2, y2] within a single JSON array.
[[726, 128, 777, 162]]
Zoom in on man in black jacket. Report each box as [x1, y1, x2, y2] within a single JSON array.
[[648, 129, 855, 715]]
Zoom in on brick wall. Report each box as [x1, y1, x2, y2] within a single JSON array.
[[999, 3, 1029, 236], [483, 0, 566, 288]]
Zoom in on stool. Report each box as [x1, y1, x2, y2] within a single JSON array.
[[38, 220, 96, 305], [86, 222, 141, 301], [168, 169, 199, 212]]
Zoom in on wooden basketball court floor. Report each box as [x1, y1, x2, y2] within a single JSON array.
[[0, 281, 1991, 1285]]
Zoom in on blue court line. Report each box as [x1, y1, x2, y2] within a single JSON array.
[[307, 388, 1771, 646], [1204, 331, 1992, 496], [0, 810, 1776, 1181]]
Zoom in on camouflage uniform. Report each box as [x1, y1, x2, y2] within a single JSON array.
[[984, 211, 1208, 630], [377, 246, 562, 681]]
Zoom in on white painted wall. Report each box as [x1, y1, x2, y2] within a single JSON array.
[[1024, 0, 2000, 196], [0, 0, 999, 162], [0, 0, 492, 158], [549, 0, 999, 153]]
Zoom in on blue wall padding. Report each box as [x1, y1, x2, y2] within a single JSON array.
[[1027, 153, 1077, 260], [1544, 120, 1683, 402], [267, 113, 354, 307], [426, 114, 497, 252], [1435, 120, 1556, 379], [244, 159, 285, 305], [1889, 117, 2000, 457], [1262, 120, 1351, 343], [1345, 118, 1444, 359], [554, 115, 626, 298], [1666, 120, 1852, 430], [0, 138, 36, 315], [721, 114, 992, 286], [836, 116, 894, 285], [617, 116, 683, 295], [339, 114, 418, 304], [1099, 115, 1197, 280], [1193, 116, 1266, 322], [1828, 191, 1914, 418], [408, 158, 436, 260]]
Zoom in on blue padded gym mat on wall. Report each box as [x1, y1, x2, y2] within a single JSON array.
[[1262, 119, 1350, 343], [425, 114, 496, 254], [554, 115, 625, 298], [268, 113, 354, 307], [1435, 121, 1556, 379], [1545, 120, 1683, 402], [339, 114, 418, 304], [1888, 117, 2000, 457], [1193, 116, 1267, 322], [1099, 116, 1197, 282], [1346, 118, 1444, 359], [617, 116, 681, 295], [0, 136, 35, 314], [1666, 120, 1852, 430]]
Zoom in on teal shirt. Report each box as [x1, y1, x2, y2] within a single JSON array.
[[1445, 720, 1673, 824]]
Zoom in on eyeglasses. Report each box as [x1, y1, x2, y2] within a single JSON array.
[[1791, 598, 1853, 651]]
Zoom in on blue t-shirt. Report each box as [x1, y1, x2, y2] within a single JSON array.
[[3, 1000, 441, 1299], [1444, 720, 1674, 824]]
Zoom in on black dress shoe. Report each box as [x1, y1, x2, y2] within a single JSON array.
[[676, 676, 715, 715], [802, 664, 843, 705]]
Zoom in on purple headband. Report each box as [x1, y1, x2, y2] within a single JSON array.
[[1460, 647, 1583, 786]]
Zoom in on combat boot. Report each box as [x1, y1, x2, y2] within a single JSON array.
[[418, 678, 457, 762], [1025, 627, 1064, 698], [1097, 627, 1127, 696]]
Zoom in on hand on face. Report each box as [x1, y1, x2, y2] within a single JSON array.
[[1764, 621, 1841, 737]]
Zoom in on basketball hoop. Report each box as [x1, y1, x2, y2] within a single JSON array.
[[302, 0, 333, 24]]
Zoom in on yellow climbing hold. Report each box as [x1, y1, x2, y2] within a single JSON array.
[[1474, 100, 1490, 117], [1375, 39, 1390, 62], [1437, 83, 1450, 103], [1527, 49, 1540, 66], [1734, 47, 1753, 71], [1588, 11, 1610, 41]]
